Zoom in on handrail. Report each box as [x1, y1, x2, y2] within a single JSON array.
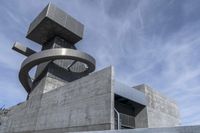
[[114, 108, 135, 129], [119, 113, 135, 128], [114, 108, 120, 130]]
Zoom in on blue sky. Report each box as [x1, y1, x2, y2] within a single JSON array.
[[0, 0, 200, 126]]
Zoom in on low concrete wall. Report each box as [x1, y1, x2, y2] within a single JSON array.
[[72, 125, 200, 133], [134, 84, 180, 128], [35, 66, 115, 132], [0, 66, 115, 133]]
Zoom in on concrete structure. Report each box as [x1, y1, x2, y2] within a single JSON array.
[[75, 125, 200, 133], [133, 84, 180, 128], [0, 3, 199, 133], [14, 3, 95, 94], [0, 67, 114, 133], [0, 66, 180, 133]]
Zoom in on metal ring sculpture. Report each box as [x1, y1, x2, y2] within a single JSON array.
[[19, 48, 96, 93]]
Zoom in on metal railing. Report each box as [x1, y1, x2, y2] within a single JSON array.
[[114, 108, 120, 129], [114, 108, 135, 129], [120, 113, 135, 128]]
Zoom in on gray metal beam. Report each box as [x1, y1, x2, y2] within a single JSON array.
[[12, 42, 36, 56]]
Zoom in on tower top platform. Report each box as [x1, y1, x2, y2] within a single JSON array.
[[26, 3, 84, 45]]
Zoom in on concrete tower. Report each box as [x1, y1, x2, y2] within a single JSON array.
[[12, 3, 96, 98], [2, 3, 197, 133]]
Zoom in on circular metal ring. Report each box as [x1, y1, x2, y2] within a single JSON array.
[[19, 48, 96, 93]]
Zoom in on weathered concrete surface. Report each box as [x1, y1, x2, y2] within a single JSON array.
[[72, 125, 200, 133], [32, 36, 88, 95], [134, 107, 148, 128], [0, 66, 115, 133], [34, 66, 115, 132], [27, 3, 84, 45], [0, 68, 182, 133], [134, 84, 180, 128]]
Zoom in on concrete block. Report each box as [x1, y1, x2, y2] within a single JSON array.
[[26, 3, 84, 44], [0, 66, 115, 133], [134, 84, 180, 128]]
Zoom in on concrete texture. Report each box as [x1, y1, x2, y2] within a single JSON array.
[[27, 3, 84, 45], [19, 3, 95, 94], [12, 42, 36, 57], [0, 66, 115, 133], [134, 84, 180, 128], [134, 108, 148, 128], [0, 67, 182, 133], [1, 3, 194, 133], [114, 82, 146, 106], [114, 83, 147, 129], [73, 125, 200, 133], [32, 36, 92, 95]]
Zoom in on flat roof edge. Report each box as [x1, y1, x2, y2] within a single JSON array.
[[114, 81, 147, 106]]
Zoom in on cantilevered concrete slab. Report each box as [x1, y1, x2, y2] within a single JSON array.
[[114, 82, 146, 106], [26, 3, 84, 45], [12, 42, 36, 57]]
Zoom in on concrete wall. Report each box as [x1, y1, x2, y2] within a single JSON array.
[[134, 84, 180, 128], [134, 107, 148, 128], [0, 78, 46, 133], [73, 125, 200, 133], [0, 66, 115, 133]]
